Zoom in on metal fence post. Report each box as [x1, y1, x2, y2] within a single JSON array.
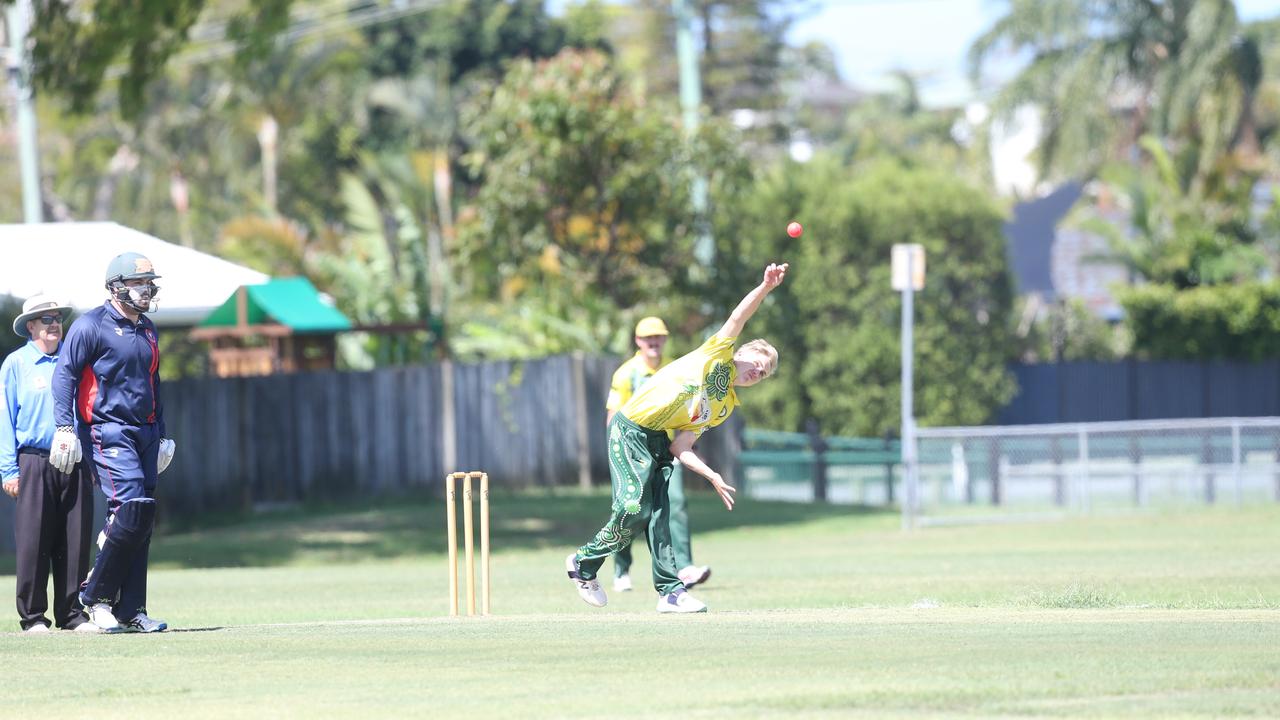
[[806, 418, 828, 503], [1130, 435, 1143, 507], [1077, 425, 1090, 513], [1271, 413, 1280, 502], [1201, 434, 1216, 504], [725, 415, 744, 496], [1231, 420, 1242, 506], [988, 439, 1001, 505], [996, 454, 1008, 506], [1051, 435, 1065, 506], [883, 429, 896, 505]]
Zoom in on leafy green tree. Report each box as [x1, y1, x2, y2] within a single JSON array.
[[11, 0, 295, 119], [228, 31, 367, 220], [39, 65, 263, 247], [719, 158, 1016, 436], [362, 0, 595, 82], [33, 34, 366, 252], [349, 0, 610, 360], [215, 216, 311, 277], [1075, 135, 1266, 288], [305, 152, 439, 366], [457, 48, 752, 355], [1246, 17, 1280, 167]]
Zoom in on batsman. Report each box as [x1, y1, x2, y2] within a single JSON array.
[[50, 252, 176, 633], [567, 262, 788, 613]]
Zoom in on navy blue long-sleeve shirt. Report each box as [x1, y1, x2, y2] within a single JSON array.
[[52, 301, 165, 435]]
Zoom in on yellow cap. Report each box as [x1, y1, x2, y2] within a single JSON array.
[[634, 316, 669, 337]]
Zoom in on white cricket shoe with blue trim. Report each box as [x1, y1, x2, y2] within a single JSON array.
[[656, 588, 707, 614], [565, 553, 607, 607], [122, 612, 168, 633]]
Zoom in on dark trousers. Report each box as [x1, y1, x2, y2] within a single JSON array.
[[80, 421, 159, 619], [14, 449, 93, 630]]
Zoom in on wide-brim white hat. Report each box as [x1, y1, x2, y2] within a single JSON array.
[[12, 293, 73, 338]]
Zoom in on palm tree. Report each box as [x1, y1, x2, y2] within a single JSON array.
[[1078, 136, 1265, 288], [969, 0, 1247, 183]]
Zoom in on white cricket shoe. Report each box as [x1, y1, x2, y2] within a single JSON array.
[[84, 603, 121, 632], [22, 623, 50, 634], [677, 565, 712, 589], [565, 553, 607, 607], [613, 573, 633, 592], [122, 612, 168, 633], [656, 589, 708, 614], [72, 621, 104, 634]]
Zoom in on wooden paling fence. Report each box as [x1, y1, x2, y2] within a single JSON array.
[[160, 354, 618, 519]]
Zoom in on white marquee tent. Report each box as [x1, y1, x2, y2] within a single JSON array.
[[0, 222, 269, 326]]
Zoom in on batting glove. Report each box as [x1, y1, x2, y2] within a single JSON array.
[[157, 438, 176, 474], [49, 426, 82, 474]]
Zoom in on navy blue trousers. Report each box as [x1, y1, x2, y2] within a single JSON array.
[[79, 422, 160, 620]]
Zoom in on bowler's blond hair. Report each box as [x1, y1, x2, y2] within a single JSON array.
[[737, 339, 779, 377]]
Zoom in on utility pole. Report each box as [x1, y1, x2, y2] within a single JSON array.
[[672, 0, 713, 268], [5, 0, 42, 222]]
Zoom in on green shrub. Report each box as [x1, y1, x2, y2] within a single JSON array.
[[1119, 282, 1280, 360]]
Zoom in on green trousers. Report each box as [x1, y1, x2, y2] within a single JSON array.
[[612, 461, 691, 577], [574, 415, 683, 594]]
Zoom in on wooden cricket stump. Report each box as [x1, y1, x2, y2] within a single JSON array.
[[445, 471, 490, 616]]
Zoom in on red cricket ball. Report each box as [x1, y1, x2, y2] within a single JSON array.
[[786, 221, 803, 238]]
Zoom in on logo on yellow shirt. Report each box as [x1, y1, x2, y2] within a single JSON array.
[[705, 362, 731, 401]]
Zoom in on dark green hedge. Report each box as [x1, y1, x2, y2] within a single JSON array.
[[1119, 282, 1280, 360]]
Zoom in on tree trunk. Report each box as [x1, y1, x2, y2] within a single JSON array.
[[258, 115, 279, 215]]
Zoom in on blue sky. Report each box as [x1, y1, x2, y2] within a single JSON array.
[[790, 0, 1280, 107]]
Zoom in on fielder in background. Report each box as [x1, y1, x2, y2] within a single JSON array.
[[1, 295, 100, 633], [50, 252, 176, 633], [567, 262, 788, 613], [605, 316, 711, 593]]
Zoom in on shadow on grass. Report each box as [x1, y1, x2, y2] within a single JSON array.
[[123, 488, 890, 571]]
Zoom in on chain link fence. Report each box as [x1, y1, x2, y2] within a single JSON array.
[[740, 428, 901, 505], [740, 418, 1280, 525], [908, 417, 1280, 525]]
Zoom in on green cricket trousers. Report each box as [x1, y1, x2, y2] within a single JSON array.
[[574, 414, 683, 594], [612, 460, 691, 578]]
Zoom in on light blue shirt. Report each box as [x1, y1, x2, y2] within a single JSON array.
[[0, 341, 61, 480]]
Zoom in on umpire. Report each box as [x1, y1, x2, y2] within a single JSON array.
[[0, 294, 98, 633]]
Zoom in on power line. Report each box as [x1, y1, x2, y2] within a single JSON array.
[[104, 0, 443, 80], [183, 0, 361, 44]]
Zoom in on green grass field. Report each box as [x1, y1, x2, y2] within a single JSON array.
[[1, 490, 1277, 718]]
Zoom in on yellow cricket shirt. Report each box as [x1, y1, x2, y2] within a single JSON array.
[[619, 334, 739, 436], [605, 352, 668, 412]]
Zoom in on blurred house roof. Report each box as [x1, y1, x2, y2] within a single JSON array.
[[0, 222, 269, 327], [1003, 182, 1084, 298], [198, 277, 350, 334], [792, 75, 864, 109]]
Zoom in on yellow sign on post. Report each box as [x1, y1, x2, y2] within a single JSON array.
[[891, 244, 926, 291]]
